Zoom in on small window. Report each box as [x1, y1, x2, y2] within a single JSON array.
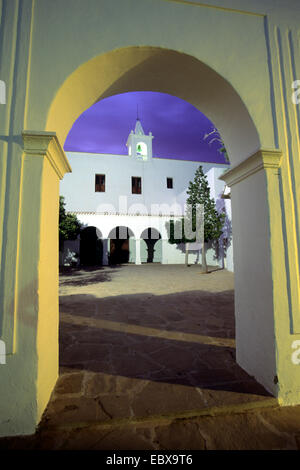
[[95, 174, 105, 192], [132, 176, 142, 194], [167, 177, 173, 189]]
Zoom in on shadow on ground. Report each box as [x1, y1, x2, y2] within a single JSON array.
[[58, 290, 270, 395], [59, 265, 122, 286], [34, 287, 272, 437], [0, 268, 279, 451], [59, 289, 235, 339]]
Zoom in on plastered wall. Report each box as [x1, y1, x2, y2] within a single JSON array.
[[0, 0, 300, 436]]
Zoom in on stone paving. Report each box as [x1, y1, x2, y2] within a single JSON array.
[[1, 265, 300, 450]]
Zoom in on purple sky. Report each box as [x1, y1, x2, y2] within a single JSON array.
[[64, 91, 228, 164]]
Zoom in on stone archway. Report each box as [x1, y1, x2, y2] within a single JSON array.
[[1, 42, 298, 438], [140, 227, 162, 263], [43, 46, 282, 400], [43, 46, 278, 395], [46, 47, 261, 167]]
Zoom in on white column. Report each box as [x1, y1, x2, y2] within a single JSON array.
[[220, 149, 286, 399], [102, 239, 109, 265], [135, 238, 141, 265], [161, 239, 168, 264]]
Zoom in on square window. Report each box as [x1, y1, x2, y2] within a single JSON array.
[[167, 177, 173, 189], [95, 174, 105, 192], [132, 176, 142, 194]]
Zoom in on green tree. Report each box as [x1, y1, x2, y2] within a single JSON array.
[[167, 166, 225, 272], [59, 196, 82, 251]]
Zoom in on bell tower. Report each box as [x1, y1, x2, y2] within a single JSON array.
[[126, 118, 154, 161]]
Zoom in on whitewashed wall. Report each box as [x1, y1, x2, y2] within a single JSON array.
[[61, 152, 228, 214], [60, 152, 233, 269]]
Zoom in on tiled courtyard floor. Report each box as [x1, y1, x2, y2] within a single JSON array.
[[1, 264, 300, 450]]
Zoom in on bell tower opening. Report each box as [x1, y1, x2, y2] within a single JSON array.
[[126, 117, 153, 161]]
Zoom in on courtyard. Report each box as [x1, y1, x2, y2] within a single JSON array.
[[2, 265, 300, 450], [54, 264, 272, 423]]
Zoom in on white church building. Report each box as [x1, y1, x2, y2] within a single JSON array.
[[60, 119, 233, 270]]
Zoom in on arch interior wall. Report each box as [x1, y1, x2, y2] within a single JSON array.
[[0, 0, 300, 437]]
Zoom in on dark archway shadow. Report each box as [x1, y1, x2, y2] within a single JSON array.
[[58, 290, 270, 396], [108, 226, 134, 265], [80, 226, 103, 266], [59, 266, 122, 287]]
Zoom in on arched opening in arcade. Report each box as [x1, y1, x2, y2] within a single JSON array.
[[140, 227, 162, 264], [35, 46, 275, 428], [80, 226, 103, 266], [108, 226, 135, 265]]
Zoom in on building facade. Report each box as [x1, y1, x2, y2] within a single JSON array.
[[60, 119, 233, 269]]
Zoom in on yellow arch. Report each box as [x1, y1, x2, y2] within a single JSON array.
[[46, 46, 260, 166]]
